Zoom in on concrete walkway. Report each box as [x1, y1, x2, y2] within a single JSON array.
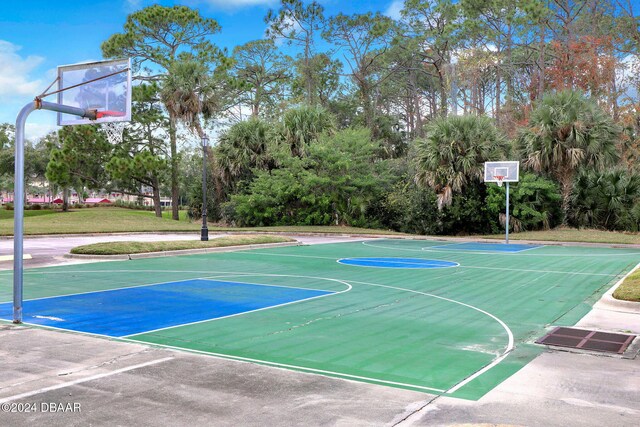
[[0, 233, 638, 426]]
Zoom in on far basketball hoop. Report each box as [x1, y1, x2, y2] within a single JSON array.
[[484, 161, 519, 244], [484, 161, 519, 186]]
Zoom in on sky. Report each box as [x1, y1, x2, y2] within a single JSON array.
[[0, 0, 403, 140]]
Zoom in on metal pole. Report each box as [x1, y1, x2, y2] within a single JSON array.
[[13, 102, 36, 323], [200, 135, 209, 241], [13, 100, 95, 323], [505, 181, 510, 244]]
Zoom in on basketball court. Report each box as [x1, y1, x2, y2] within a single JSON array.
[[1, 238, 638, 401]]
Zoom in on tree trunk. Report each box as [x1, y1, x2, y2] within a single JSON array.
[[152, 175, 162, 218], [538, 24, 546, 99], [169, 111, 179, 221], [62, 187, 69, 212], [559, 171, 574, 225], [436, 64, 448, 117]]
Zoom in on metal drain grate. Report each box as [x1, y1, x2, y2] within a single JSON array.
[[536, 327, 636, 354]]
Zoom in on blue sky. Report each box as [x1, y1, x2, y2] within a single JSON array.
[[0, 0, 402, 139]]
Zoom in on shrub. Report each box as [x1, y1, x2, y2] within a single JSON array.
[[569, 168, 640, 231], [486, 173, 562, 232]]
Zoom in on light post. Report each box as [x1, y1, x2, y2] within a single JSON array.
[[201, 133, 209, 241]]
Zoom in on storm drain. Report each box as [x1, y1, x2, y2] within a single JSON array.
[[536, 327, 636, 354]]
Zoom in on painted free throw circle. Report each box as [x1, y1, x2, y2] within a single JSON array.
[[337, 257, 459, 269]]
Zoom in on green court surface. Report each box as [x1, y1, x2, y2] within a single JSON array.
[[1, 239, 639, 400]]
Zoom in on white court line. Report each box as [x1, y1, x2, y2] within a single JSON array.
[[430, 243, 543, 253], [0, 254, 32, 262], [117, 340, 447, 393], [4, 270, 448, 393], [460, 265, 621, 277], [361, 240, 640, 257], [0, 274, 336, 305], [336, 258, 459, 269], [344, 279, 514, 394], [0, 254, 596, 394], [120, 276, 352, 338], [0, 357, 173, 403]]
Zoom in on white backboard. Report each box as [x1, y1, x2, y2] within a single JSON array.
[[57, 58, 131, 126], [484, 161, 519, 183]]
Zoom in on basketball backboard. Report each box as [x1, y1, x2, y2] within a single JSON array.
[[484, 161, 519, 183], [57, 58, 131, 126]]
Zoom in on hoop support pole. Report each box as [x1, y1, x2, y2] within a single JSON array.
[[506, 181, 510, 244], [13, 100, 97, 323], [36, 99, 97, 120]]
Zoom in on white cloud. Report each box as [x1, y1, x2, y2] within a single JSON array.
[[0, 41, 44, 98], [25, 122, 59, 141], [125, 0, 143, 11], [385, 0, 404, 20]]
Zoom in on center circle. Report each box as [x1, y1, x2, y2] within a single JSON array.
[[337, 257, 459, 269]]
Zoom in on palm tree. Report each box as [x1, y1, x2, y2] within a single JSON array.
[[414, 115, 510, 209], [161, 60, 218, 139], [214, 118, 274, 189], [279, 106, 335, 157], [160, 59, 222, 219], [518, 90, 620, 222]]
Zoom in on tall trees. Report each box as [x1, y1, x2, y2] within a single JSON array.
[[323, 12, 395, 130], [102, 5, 223, 220], [400, 0, 462, 118], [265, 0, 325, 106], [107, 83, 169, 217], [46, 126, 111, 211], [231, 40, 290, 118], [518, 90, 621, 221]]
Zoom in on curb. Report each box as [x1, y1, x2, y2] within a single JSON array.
[[7, 230, 640, 249], [594, 260, 640, 313], [64, 241, 301, 261]]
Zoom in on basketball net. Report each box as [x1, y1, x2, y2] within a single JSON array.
[[101, 121, 127, 145], [494, 176, 505, 187], [96, 111, 127, 145]]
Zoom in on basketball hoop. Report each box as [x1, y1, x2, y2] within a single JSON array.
[[494, 175, 505, 187], [100, 121, 126, 144], [96, 111, 127, 144]]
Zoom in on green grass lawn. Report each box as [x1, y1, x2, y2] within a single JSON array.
[[0, 209, 58, 220], [613, 270, 640, 302], [0, 207, 405, 236], [483, 227, 640, 245], [70, 235, 296, 255], [0, 207, 200, 235]]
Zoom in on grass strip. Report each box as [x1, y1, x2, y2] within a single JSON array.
[[613, 270, 640, 302], [70, 235, 295, 255], [483, 227, 640, 245], [0, 207, 405, 236]]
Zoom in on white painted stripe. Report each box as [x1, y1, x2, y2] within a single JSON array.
[[345, 279, 515, 394], [0, 274, 338, 305], [119, 340, 447, 393], [0, 254, 32, 261], [361, 240, 640, 257], [121, 280, 351, 337], [0, 357, 173, 403], [460, 265, 621, 277], [336, 258, 460, 270]]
